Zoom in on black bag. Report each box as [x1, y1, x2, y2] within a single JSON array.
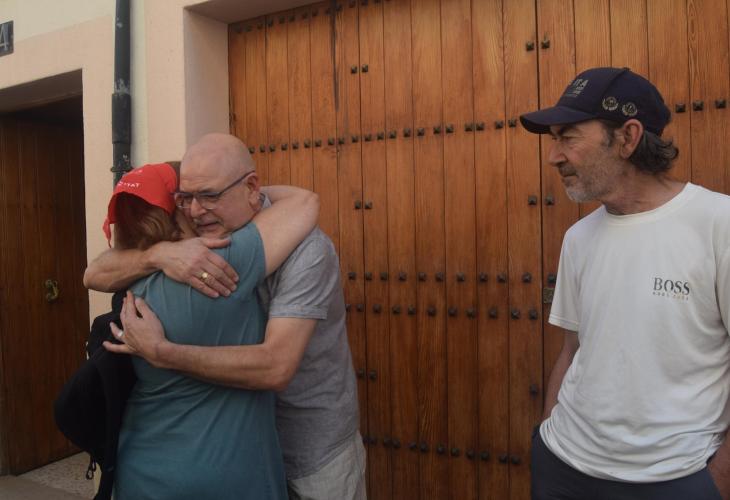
[[54, 291, 136, 500]]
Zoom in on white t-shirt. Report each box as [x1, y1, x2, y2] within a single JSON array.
[[543, 182, 730, 482]]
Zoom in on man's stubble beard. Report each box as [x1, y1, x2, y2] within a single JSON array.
[[565, 186, 593, 203], [563, 146, 621, 204]]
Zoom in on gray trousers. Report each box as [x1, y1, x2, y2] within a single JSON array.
[[531, 431, 722, 500], [287, 432, 367, 500]]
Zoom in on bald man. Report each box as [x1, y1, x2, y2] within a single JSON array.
[[85, 134, 365, 499]]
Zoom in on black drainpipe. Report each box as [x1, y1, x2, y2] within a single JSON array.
[[111, 0, 131, 185]]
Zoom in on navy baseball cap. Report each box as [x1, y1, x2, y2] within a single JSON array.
[[520, 67, 671, 135]]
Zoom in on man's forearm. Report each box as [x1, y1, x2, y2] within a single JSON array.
[[83, 246, 160, 291], [145, 317, 315, 391], [153, 342, 288, 391], [543, 357, 569, 420], [709, 437, 730, 498], [543, 335, 578, 420]]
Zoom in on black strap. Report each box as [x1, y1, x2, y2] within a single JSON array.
[[95, 466, 114, 500], [92, 291, 130, 500]]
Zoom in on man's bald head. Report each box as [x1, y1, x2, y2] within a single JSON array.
[[178, 133, 261, 238], [181, 133, 255, 178]]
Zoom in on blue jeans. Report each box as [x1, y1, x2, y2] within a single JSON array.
[[531, 430, 721, 500]]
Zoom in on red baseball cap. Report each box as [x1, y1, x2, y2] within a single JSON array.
[[103, 163, 178, 246]]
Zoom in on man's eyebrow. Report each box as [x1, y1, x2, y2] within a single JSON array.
[[551, 124, 576, 137]]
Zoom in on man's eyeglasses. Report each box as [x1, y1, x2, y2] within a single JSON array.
[[174, 171, 255, 210]]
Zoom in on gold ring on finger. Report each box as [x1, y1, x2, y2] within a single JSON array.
[[200, 271, 210, 281]]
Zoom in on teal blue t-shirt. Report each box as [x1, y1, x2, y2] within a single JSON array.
[[114, 223, 287, 500]]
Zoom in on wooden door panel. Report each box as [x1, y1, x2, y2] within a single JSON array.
[[574, 0, 611, 73], [411, 0, 451, 499], [44, 124, 88, 464], [334, 3, 369, 485], [440, 0, 478, 498], [610, 2, 650, 104], [309, 2, 340, 250], [648, 0, 691, 183], [504, 1, 542, 498], [411, 0, 449, 498], [35, 124, 62, 466], [244, 18, 270, 184], [0, 118, 7, 470], [3, 121, 41, 472], [287, 7, 314, 191], [688, 0, 730, 192], [383, 0, 419, 496], [473, 1, 509, 498], [0, 116, 87, 474], [228, 24, 247, 141], [610, 0, 649, 76], [64, 129, 90, 376], [266, 11, 292, 186], [0, 121, 27, 470], [17, 122, 46, 471], [358, 1, 391, 498]]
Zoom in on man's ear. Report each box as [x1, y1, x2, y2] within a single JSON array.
[[245, 173, 261, 206], [618, 119, 643, 159]]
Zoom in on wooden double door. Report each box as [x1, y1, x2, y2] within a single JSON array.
[[227, 1, 730, 498], [0, 106, 88, 474]]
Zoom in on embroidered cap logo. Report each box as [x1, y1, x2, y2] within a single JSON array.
[[564, 78, 589, 98]]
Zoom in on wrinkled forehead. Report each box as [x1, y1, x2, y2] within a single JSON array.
[[180, 151, 244, 191]]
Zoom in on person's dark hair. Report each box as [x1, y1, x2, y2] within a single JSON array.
[[164, 161, 181, 189], [600, 120, 678, 174], [113, 193, 180, 250]]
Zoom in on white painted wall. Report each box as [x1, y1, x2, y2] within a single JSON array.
[[0, 0, 115, 42]]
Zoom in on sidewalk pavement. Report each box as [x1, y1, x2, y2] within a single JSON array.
[[0, 475, 90, 500], [0, 453, 94, 500]]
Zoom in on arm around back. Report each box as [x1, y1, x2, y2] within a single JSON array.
[[254, 186, 320, 276], [149, 317, 318, 391], [113, 296, 317, 392], [108, 223, 335, 391], [83, 237, 238, 298], [83, 246, 161, 292]]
